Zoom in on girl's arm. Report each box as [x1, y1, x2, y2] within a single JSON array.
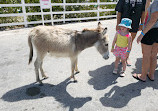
[[126, 35, 132, 58], [111, 33, 118, 52], [127, 36, 132, 51]]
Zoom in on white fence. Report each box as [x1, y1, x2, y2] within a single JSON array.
[[0, 0, 117, 27]]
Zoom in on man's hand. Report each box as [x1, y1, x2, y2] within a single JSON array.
[[137, 34, 143, 44], [138, 25, 143, 31]]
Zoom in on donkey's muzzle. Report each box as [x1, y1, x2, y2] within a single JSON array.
[[103, 55, 109, 60], [103, 51, 109, 60]]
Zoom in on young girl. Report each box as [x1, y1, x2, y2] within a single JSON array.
[[111, 18, 132, 77]]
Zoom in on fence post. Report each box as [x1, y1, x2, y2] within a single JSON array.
[[21, 0, 27, 27], [97, 0, 100, 21], [40, 4, 45, 26], [50, 2, 54, 25], [63, 0, 66, 23]]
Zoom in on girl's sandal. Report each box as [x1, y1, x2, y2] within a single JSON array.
[[120, 71, 125, 77], [113, 69, 118, 74]]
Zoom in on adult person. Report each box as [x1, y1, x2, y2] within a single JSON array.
[[132, 0, 158, 82], [115, 0, 146, 66]]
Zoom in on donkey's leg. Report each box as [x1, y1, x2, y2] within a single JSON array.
[[75, 57, 80, 74], [34, 57, 42, 84], [70, 57, 77, 81], [40, 61, 48, 79], [34, 52, 45, 84]]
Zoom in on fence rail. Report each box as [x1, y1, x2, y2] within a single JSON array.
[[0, 1, 117, 27]]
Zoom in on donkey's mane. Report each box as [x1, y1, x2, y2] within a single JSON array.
[[82, 28, 102, 33]]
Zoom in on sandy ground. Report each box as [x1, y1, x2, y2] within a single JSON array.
[[0, 19, 158, 111]]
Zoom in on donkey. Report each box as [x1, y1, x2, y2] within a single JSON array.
[[28, 22, 109, 84]]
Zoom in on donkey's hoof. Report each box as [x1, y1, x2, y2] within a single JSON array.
[[43, 76, 49, 79], [34, 81, 43, 86], [70, 75, 74, 79], [75, 71, 80, 74], [73, 80, 78, 83], [38, 80, 43, 86]]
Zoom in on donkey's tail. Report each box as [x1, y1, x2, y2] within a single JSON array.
[[28, 31, 34, 64]]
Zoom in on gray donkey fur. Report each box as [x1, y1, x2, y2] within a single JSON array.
[[28, 22, 109, 84]]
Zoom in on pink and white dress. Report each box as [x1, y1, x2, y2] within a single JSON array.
[[113, 31, 130, 60]]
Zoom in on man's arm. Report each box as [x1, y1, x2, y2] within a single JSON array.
[[141, 11, 145, 24], [139, 11, 145, 30], [137, 11, 158, 43], [145, 0, 151, 16], [115, 0, 123, 31], [116, 12, 122, 31], [142, 11, 158, 34]]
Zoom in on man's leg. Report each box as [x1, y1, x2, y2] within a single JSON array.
[[133, 43, 152, 81], [139, 43, 152, 80], [131, 32, 137, 42], [148, 43, 158, 80], [126, 32, 137, 66]]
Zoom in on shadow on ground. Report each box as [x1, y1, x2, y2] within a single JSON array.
[[100, 80, 158, 108], [131, 58, 142, 74], [100, 58, 158, 108], [1, 78, 92, 111], [88, 62, 121, 90]]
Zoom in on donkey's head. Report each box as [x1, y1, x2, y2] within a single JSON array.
[[95, 22, 109, 60]]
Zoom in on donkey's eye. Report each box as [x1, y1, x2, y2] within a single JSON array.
[[105, 44, 108, 46], [102, 39, 105, 42]]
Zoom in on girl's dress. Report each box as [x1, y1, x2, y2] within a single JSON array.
[[113, 31, 130, 59]]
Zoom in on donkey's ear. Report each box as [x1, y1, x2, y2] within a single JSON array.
[[102, 27, 107, 35], [98, 22, 101, 26]]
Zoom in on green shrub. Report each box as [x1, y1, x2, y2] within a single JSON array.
[[0, 0, 116, 27]]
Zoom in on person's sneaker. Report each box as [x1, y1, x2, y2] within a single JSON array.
[[113, 69, 118, 74], [120, 71, 126, 77]]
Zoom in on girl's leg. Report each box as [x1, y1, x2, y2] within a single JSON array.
[[114, 57, 121, 69], [121, 59, 126, 71], [120, 58, 126, 77], [148, 43, 158, 80], [113, 57, 120, 74]]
